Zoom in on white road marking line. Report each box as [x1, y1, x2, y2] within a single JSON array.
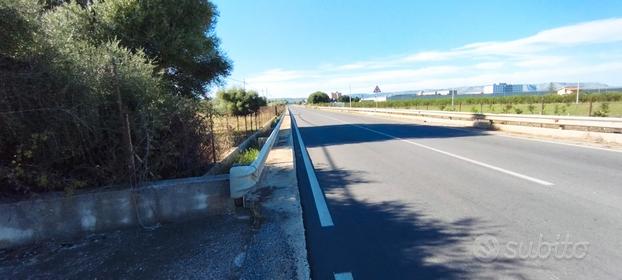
[[291, 110, 335, 227], [334, 272, 354, 280], [318, 113, 555, 186]]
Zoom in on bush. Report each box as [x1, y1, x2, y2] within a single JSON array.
[[1, 0, 226, 197], [234, 148, 259, 166], [308, 91, 330, 104], [527, 104, 536, 114], [213, 87, 267, 116], [593, 103, 610, 117], [502, 104, 513, 113]]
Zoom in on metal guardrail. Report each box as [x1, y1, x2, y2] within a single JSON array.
[[229, 113, 285, 199], [316, 106, 622, 131]]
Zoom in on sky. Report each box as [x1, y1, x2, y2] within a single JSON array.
[[210, 0, 622, 98]]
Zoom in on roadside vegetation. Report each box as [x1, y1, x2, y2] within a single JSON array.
[[0, 0, 283, 198], [234, 148, 260, 166], [336, 93, 622, 117], [307, 91, 361, 104], [307, 91, 331, 104]]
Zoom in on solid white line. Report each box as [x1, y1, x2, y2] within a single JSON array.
[[318, 112, 555, 186], [291, 111, 335, 227], [334, 272, 354, 280]]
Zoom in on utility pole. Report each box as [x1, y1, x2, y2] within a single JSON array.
[[449, 89, 456, 111], [349, 84, 352, 108], [576, 81, 580, 104]]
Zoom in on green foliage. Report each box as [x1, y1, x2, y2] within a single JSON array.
[[90, 0, 231, 97], [213, 88, 267, 116], [234, 148, 259, 166], [0, 0, 43, 57], [501, 104, 513, 113], [337, 95, 360, 102], [593, 102, 610, 117], [1, 0, 228, 196], [308, 91, 330, 104], [349, 93, 622, 110], [527, 104, 536, 114], [14, 0, 230, 98]]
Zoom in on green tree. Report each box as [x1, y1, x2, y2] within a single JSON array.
[[0, 0, 42, 57], [37, 0, 231, 98], [308, 91, 330, 104], [0, 0, 229, 194], [214, 88, 267, 116], [337, 95, 360, 102], [95, 0, 231, 98]]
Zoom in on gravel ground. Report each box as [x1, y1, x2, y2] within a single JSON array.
[[0, 210, 254, 279]]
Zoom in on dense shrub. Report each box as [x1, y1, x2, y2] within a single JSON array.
[[308, 91, 330, 104], [213, 88, 268, 116], [0, 0, 228, 197]]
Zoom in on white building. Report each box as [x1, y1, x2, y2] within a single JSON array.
[[483, 83, 536, 94], [362, 96, 387, 102], [557, 87, 578, 95], [418, 89, 456, 96]]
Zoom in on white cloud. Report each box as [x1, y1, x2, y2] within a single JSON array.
[[404, 51, 462, 62], [229, 17, 622, 97], [474, 62, 505, 70]]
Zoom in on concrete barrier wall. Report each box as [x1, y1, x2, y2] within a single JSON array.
[[0, 175, 232, 249]]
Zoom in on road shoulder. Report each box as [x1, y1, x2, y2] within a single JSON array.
[[241, 113, 310, 279]]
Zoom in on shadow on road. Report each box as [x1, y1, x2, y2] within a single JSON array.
[[299, 122, 486, 148], [291, 116, 527, 279], [301, 166, 524, 279]]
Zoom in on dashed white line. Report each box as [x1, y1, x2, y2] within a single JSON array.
[[334, 272, 354, 280], [291, 110, 335, 227], [318, 112, 555, 186]]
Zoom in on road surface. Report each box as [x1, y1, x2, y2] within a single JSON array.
[[290, 106, 622, 279]]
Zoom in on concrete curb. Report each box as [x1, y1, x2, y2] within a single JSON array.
[[0, 175, 232, 249], [241, 111, 311, 280]]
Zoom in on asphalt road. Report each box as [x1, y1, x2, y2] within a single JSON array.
[[289, 106, 622, 280]]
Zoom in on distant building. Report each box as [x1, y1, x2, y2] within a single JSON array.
[[362, 96, 387, 102], [483, 83, 536, 94], [330, 91, 342, 100], [418, 89, 456, 96], [557, 87, 578, 95]]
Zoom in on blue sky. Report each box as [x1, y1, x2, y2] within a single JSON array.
[[211, 0, 622, 97]]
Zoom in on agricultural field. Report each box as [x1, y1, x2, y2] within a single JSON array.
[[350, 93, 622, 117]]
